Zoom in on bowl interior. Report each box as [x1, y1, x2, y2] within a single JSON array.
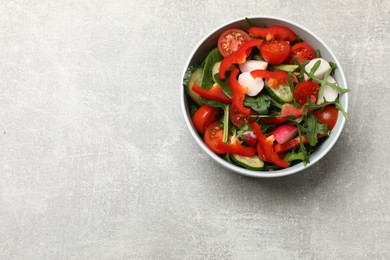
[[181, 16, 348, 178]]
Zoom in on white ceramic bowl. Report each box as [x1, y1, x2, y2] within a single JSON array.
[[181, 16, 348, 178]]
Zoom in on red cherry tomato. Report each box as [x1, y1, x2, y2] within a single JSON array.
[[203, 121, 226, 154], [314, 105, 338, 130], [294, 80, 320, 105], [260, 41, 291, 65], [192, 105, 222, 134], [229, 106, 257, 127], [288, 42, 316, 64], [217, 29, 251, 57]]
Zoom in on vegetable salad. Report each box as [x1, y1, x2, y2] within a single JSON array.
[[183, 19, 349, 170]]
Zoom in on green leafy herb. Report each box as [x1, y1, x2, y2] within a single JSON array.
[[315, 49, 321, 58], [244, 94, 271, 114], [283, 150, 306, 162], [295, 58, 350, 95], [263, 92, 283, 109], [200, 48, 222, 90], [300, 114, 328, 146], [329, 61, 337, 72], [245, 17, 267, 28], [214, 73, 232, 98], [303, 98, 350, 121]]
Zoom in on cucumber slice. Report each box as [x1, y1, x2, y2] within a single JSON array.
[[265, 82, 293, 103], [270, 64, 298, 72], [188, 67, 204, 105], [231, 154, 264, 170], [212, 62, 221, 82]]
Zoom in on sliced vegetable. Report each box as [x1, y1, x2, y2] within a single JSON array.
[[192, 83, 231, 104], [242, 131, 257, 147], [212, 62, 221, 82], [294, 80, 320, 106], [217, 29, 251, 57], [314, 105, 338, 130], [260, 41, 290, 65], [273, 124, 298, 144], [251, 123, 289, 168], [279, 103, 304, 118], [274, 135, 308, 153], [238, 72, 264, 96], [304, 58, 331, 80], [229, 67, 251, 116], [288, 42, 315, 64], [216, 136, 256, 157], [192, 105, 222, 134], [317, 75, 338, 104], [188, 67, 204, 105], [219, 39, 263, 79], [248, 25, 298, 42], [231, 154, 264, 170], [204, 121, 226, 154], [239, 60, 268, 73], [265, 82, 293, 103], [229, 105, 257, 127]]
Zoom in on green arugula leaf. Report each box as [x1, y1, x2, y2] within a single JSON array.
[[244, 94, 271, 114], [315, 49, 321, 58], [283, 150, 306, 162], [301, 114, 328, 146]]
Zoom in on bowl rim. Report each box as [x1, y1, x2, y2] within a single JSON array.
[[180, 16, 348, 178]]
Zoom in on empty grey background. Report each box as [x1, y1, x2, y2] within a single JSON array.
[[1, 0, 389, 259]]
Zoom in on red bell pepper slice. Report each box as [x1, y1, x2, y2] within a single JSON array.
[[192, 83, 231, 104], [219, 39, 263, 80], [248, 25, 298, 42], [250, 123, 289, 168], [216, 136, 256, 157], [251, 70, 288, 89], [229, 67, 251, 116], [274, 136, 308, 153]]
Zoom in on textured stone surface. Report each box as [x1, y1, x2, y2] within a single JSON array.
[[0, 0, 389, 259]]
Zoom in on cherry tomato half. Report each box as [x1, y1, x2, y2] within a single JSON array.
[[288, 42, 316, 64], [203, 121, 226, 154], [229, 105, 257, 127], [192, 105, 222, 134], [260, 41, 291, 65], [218, 29, 251, 57], [294, 80, 320, 106], [314, 105, 338, 130]]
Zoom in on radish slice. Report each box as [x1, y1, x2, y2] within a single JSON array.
[[273, 124, 298, 144], [238, 72, 264, 96], [317, 75, 338, 104], [239, 60, 268, 73], [304, 58, 331, 80], [242, 131, 257, 147]]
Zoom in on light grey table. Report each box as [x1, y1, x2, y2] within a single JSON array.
[[1, 0, 389, 259]]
